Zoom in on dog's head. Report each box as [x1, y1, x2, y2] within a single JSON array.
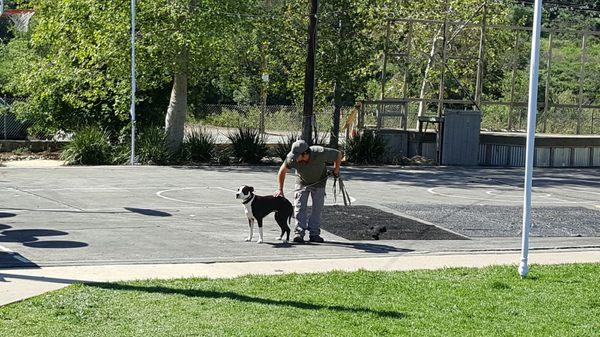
[[235, 185, 254, 200]]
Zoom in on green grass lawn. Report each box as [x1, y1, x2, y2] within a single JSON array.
[[1, 264, 598, 337]]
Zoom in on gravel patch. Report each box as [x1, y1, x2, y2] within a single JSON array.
[[384, 204, 600, 237]]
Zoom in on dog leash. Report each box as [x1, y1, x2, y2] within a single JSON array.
[[332, 173, 351, 206], [292, 172, 352, 206]]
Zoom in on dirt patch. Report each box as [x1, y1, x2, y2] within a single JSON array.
[[0, 150, 63, 167], [318, 205, 467, 241], [0, 150, 61, 162]]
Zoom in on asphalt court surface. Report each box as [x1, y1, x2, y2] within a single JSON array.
[[0, 165, 599, 268]]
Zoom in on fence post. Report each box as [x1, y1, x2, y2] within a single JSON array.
[[577, 34, 588, 135], [509, 33, 520, 130], [592, 110, 595, 134], [475, 4, 487, 108], [542, 33, 553, 134]]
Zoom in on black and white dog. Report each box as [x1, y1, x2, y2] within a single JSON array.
[[235, 185, 293, 243]]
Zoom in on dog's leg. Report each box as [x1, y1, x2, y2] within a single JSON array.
[[256, 218, 264, 244], [275, 212, 289, 243], [245, 219, 253, 242]]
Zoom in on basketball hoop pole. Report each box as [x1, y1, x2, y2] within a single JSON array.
[[519, 0, 543, 279], [130, 0, 136, 165]]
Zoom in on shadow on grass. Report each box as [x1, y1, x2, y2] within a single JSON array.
[[90, 282, 407, 319]]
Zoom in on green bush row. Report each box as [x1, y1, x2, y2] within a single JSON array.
[[61, 127, 393, 166], [61, 127, 220, 166]]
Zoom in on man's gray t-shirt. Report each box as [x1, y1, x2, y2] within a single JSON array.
[[285, 146, 340, 188]]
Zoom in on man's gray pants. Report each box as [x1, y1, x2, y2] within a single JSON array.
[[293, 185, 326, 237]]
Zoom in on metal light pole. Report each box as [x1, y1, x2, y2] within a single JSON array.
[[130, 0, 137, 165], [519, 0, 543, 279]]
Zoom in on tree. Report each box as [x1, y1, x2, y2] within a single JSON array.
[[138, 0, 255, 151], [2, 0, 255, 150], [318, 0, 379, 147]]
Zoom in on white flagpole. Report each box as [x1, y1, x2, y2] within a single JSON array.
[[519, 0, 543, 279], [130, 0, 137, 165]]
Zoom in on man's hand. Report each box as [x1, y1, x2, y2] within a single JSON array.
[[332, 167, 340, 178], [273, 189, 284, 197]]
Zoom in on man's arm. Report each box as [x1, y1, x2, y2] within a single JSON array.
[[274, 162, 288, 197]]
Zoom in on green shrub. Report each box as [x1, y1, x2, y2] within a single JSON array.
[[343, 130, 387, 165], [182, 129, 216, 163], [203, 108, 259, 129], [264, 109, 302, 132], [228, 128, 268, 164], [214, 147, 232, 165], [136, 127, 172, 165], [273, 133, 300, 161], [12, 147, 31, 155], [110, 142, 132, 165], [61, 127, 112, 165]]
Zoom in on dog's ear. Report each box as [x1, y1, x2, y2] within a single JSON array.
[[249, 187, 254, 192]]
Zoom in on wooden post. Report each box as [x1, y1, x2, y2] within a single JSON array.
[[509, 33, 520, 130], [577, 34, 588, 135], [475, 4, 487, 108], [381, 20, 391, 101], [401, 21, 413, 131], [542, 33, 553, 133]]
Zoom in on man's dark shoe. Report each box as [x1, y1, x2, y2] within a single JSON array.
[[309, 235, 324, 243], [292, 234, 305, 243]]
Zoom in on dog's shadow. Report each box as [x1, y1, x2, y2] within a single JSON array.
[[265, 241, 294, 249], [264, 240, 412, 254]]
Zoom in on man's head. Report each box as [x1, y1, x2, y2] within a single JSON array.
[[287, 140, 311, 164]]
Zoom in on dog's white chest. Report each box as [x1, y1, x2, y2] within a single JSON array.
[[243, 202, 255, 220]]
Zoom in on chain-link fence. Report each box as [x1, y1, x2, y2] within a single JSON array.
[[0, 96, 29, 140], [481, 104, 599, 134], [0, 96, 61, 140], [189, 104, 355, 136], [190, 102, 599, 136]]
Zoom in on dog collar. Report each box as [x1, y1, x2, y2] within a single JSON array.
[[242, 195, 255, 204]]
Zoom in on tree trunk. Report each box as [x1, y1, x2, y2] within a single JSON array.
[[165, 73, 188, 153], [302, 0, 318, 145]]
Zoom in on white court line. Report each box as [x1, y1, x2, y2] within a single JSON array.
[[0, 245, 14, 253], [157, 186, 357, 207], [427, 187, 595, 204], [216, 187, 238, 193], [485, 190, 553, 198], [156, 187, 239, 207]]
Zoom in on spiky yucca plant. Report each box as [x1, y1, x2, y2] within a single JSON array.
[[227, 128, 268, 164]]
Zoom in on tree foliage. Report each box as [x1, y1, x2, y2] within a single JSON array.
[[1, 0, 599, 143]]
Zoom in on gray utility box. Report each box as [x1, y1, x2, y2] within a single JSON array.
[[442, 110, 481, 166]]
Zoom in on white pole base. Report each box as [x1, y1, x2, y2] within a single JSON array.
[[518, 259, 529, 278]]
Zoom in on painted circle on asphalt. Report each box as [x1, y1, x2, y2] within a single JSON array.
[[156, 187, 240, 207], [427, 186, 597, 204], [156, 186, 356, 207]]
